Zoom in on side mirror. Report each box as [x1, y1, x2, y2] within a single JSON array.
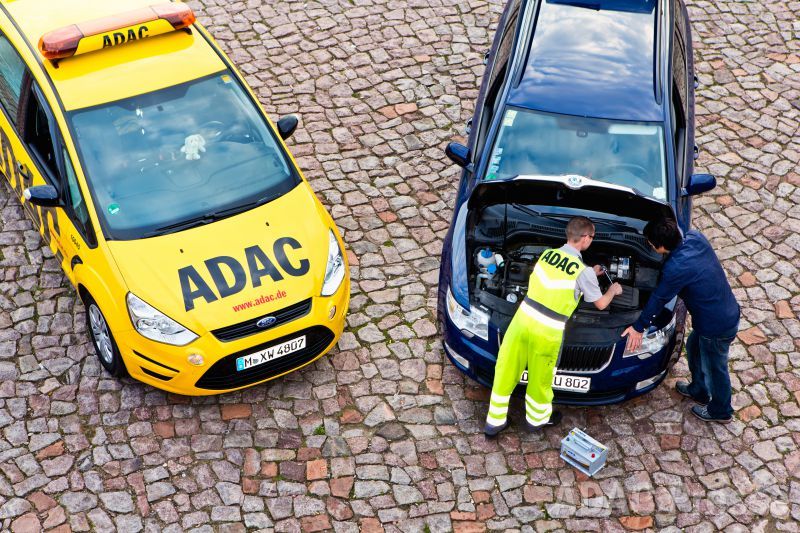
[[445, 142, 470, 168], [276, 115, 299, 140], [23, 185, 60, 207], [683, 173, 716, 196]]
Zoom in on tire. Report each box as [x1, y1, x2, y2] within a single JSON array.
[[84, 294, 128, 378]]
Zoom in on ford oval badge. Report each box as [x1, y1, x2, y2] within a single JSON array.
[[256, 316, 277, 329]]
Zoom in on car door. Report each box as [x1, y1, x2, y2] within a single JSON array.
[[0, 30, 96, 285], [671, 0, 693, 224], [471, 0, 522, 162], [0, 31, 66, 264], [18, 79, 98, 285], [458, 0, 522, 204]]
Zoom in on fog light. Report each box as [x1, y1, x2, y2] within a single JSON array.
[[444, 342, 470, 370], [328, 306, 337, 320], [636, 369, 666, 391], [187, 354, 205, 366]]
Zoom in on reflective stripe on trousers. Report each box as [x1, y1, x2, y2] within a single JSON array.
[[486, 306, 564, 429]]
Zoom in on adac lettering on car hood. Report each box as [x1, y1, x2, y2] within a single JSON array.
[[178, 237, 309, 311]]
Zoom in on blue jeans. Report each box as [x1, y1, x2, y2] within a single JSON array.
[[685, 322, 738, 418]]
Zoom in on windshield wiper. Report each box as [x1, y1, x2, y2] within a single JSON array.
[[209, 193, 279, 219], [144, 214, 215, 237], [143, 194, 280, 238]]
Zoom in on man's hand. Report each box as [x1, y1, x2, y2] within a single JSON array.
[[622, 326, 643, 352], [610, 282, 623, 296], [593, 264, 604, 276]]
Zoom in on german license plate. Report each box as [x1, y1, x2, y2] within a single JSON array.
[[235, 335, 306, 371], [520, 371, 591, 393]]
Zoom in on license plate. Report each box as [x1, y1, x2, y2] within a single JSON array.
[[235, 335, 306, 371], [520, 371, 591, 393]]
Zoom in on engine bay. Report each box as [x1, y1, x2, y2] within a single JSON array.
[[473, 243, 660, 311]]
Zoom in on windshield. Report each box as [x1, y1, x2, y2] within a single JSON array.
[[485, 108, 667, 200], [68, 71, 299, 240]]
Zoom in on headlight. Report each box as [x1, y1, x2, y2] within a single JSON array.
[[445, 287, 489, 340], [321, 229, 345, 296], [126, 293, 198, 346], [624, 313, 677, 358]]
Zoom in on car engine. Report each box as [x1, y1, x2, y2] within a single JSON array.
[[473, 243, 659, 311]]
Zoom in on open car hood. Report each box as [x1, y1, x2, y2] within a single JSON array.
[[468, 174, 676, 222]]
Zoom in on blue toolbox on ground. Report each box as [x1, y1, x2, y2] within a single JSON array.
[[560, 428, 607, 477]]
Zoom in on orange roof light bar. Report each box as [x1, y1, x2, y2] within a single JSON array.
[[38, 2, 196, 61]]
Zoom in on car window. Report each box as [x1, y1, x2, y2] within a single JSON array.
[[22, 85, 59, 181], [0, 34, 25, 124], [68, 71, 300, 241], [487, 107, 668, 200], [476, 3, 520, 155], [486, 3, 520, 93], [671, 21, 688, 181]]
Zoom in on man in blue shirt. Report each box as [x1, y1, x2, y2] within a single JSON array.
[[622, 217, 740, 423]]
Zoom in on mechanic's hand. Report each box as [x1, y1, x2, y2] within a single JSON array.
[[622, 326, 643, 352], [593, 264, 604, 276], [610, 282, 623, 296]]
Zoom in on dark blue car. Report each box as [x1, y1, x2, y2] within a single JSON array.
[[438, 0, 717, 405]]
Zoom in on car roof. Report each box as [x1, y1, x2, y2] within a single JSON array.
[[508, 0, 663, 122], [2, 0, 226, 111]]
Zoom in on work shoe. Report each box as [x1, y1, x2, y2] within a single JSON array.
[[524, 410, 563, 432], [484, 421, 508, 438], [675, 381, 709, 405], [691, 405, 732, 424]]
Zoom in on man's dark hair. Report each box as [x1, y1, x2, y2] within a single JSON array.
[[566, 216, 594, 241], [643, 217, 682, 251]]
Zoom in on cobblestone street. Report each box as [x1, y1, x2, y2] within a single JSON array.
[[1, 0, 799, 531]]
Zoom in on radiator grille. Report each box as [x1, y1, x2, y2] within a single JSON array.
[[211, 298, 312, 342], [557, 344, 615, 372]]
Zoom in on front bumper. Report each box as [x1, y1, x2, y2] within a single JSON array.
[[439, 296, 686, 406], [116, 281, 350, 395]]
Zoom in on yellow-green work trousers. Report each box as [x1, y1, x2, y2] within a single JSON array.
[[486, 305, 563, 428]]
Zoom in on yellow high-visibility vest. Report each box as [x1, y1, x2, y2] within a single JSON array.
[[522, 248, 586, 328]]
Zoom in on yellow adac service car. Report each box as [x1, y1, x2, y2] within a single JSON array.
[[0, 0, 349, 394]]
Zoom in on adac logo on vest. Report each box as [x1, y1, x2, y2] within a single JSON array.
[[178, 237, 310, 311], [540, 250, 581, 276]]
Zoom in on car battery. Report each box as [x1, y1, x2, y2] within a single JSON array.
[[560, 428, 607, 477]]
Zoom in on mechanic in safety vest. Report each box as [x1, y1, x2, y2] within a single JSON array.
[[485, 216, 623, 436]]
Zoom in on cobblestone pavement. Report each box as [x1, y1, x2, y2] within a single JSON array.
[[1, 0, 799, 531]]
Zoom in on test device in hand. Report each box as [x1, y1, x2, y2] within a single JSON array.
[[560, 428, 607, 477]]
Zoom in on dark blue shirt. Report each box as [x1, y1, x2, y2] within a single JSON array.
[[633, 230, 739, 336]]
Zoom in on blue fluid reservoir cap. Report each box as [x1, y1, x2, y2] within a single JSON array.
[[487, 264, 497, 275], [480, 249, 493, 258]]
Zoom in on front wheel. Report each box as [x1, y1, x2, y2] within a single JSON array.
[[84, 294, 127, 378]]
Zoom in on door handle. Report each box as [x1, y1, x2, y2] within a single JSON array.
[[17, 162, 32, 180]]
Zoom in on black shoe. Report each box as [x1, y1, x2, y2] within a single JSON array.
[[524, 409, 562, 431], [676, 381, 709, 405], [484, 420, 508, 438], [691, 405, 732, 424]]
